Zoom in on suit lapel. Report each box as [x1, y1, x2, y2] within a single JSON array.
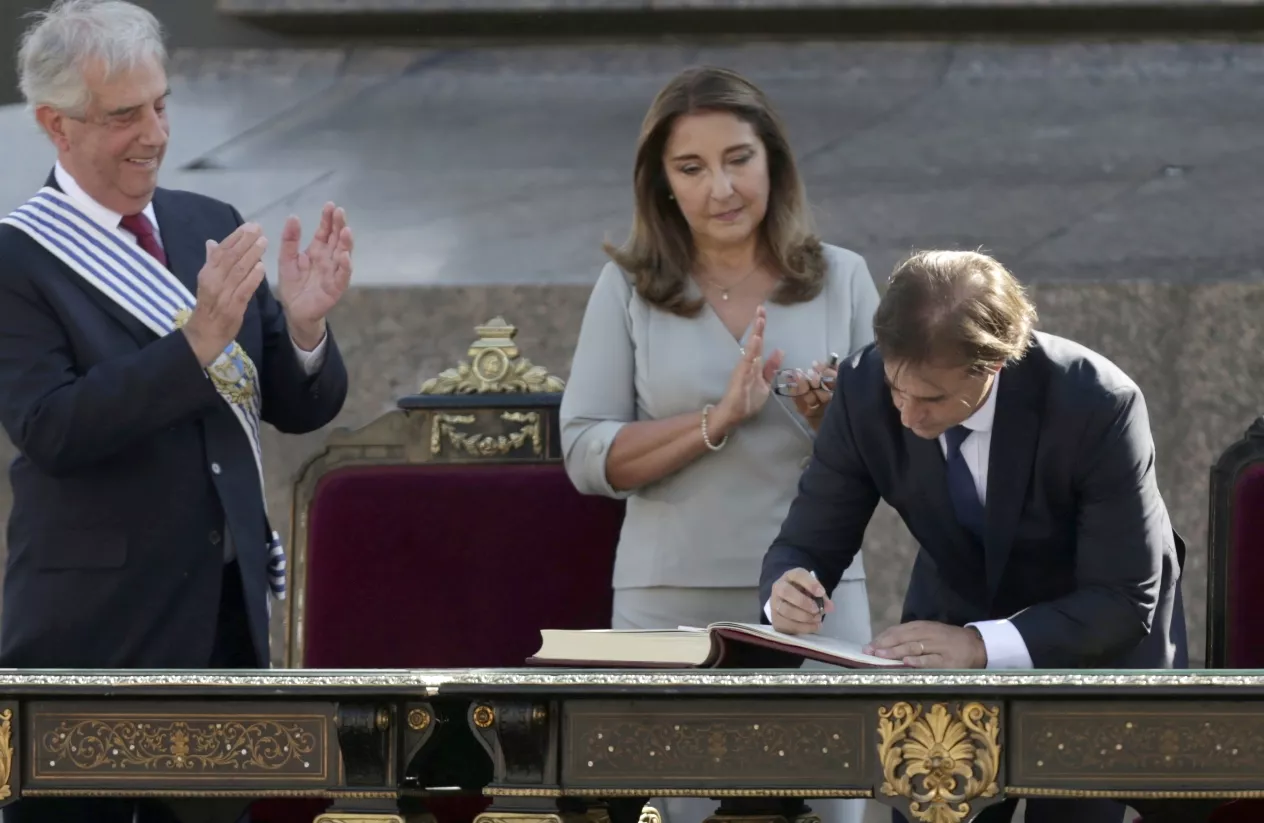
[[150, 188, 202, 294], [983, 359, 1043, 602]]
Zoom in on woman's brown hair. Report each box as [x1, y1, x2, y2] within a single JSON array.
[[604, 66, 826, 317]]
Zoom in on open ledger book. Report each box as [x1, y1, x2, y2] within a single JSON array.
[[527, 622, 909, 669]]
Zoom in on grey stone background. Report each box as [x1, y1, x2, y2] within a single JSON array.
[[2, 39, 1264, 678]]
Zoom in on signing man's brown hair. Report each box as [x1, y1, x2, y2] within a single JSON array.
[[873, 250, 1038, 375]]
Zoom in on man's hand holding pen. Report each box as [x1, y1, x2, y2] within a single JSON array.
[[769, 567, 834, 635]]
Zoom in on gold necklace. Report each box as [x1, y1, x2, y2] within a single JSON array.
[[699, 261, 760, 301]]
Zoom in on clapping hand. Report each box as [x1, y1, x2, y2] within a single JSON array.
[[711, 306, 784, 435], [277, 202, 354, 350], [183, 223, 269, 367]]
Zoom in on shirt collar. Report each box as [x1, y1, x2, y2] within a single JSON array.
[[960, 369, 1000, 434], [54, 161, 158, 233]]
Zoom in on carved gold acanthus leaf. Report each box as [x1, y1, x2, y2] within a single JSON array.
[[878, 701, 1000, 823], [420, 317, 565, 395], [0, 709, 13, 800]]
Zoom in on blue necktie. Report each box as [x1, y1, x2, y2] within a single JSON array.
[[945, 425, 985, 541]]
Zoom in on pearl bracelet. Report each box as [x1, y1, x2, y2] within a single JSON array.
[[701, 404, 728, 451]]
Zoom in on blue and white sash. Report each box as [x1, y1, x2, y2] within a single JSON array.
[[2, 187, 286, 600]]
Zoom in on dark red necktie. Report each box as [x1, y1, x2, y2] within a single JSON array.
[[120, 212, 168, 268]]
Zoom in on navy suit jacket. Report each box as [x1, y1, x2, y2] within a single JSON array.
[[759, 332, 1187, 669], [0, 176, 348, 669]]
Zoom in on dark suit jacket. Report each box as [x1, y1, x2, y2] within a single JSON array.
[[760, 332, 1186, 669], [0, 176, 348, 669]]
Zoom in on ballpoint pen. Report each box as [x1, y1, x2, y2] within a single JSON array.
[[809, 570, 826, 613]]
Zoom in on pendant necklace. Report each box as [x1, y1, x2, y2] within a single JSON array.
[[700, 261, 761, 301]]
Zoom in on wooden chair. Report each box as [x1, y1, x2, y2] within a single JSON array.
[[251, 317, 626, 823], [1142, 418, 1264, 823], [1206, 416, 1264, 670]]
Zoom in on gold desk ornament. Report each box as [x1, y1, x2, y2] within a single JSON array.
[[472, 705, 496, 729], [0, 708, 12, 800], [877, 701, 1001, 823], [637, 805, 661, 823], [407, 708, 431, 732], [430, 411, 542, 458], [420, 317, 565, 395]]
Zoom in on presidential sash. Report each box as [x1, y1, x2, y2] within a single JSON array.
[[2, 187, 287, 600]]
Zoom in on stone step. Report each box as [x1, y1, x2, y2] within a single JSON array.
[[212, 0, 1264, 38], [214, 0, 1264, 20], [217, 0, 1264, 10]]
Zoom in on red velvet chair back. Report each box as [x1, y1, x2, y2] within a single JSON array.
[[1206, 416, 1264, 669], [255, 318, 624, 823], [283, 316, 625, 670]]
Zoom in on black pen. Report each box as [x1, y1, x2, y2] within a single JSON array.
[[809, 570, 826, 613]]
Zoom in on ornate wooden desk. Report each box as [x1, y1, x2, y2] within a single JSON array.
[[0, 668, 1257, 823]]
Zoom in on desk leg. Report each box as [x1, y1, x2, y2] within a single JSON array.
[[701, 797, 817, 823], [318, 703, 412, 823], [472, 799, 589, 823]]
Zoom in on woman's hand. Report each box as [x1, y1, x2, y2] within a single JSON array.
[[790, 359, 837, 431], [713, 306, 783, 435]]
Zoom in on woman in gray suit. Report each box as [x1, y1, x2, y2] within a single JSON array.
[[560, 66, 880, 823]]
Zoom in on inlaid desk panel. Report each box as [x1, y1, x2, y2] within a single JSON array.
[[0, 669, 1258, 823]]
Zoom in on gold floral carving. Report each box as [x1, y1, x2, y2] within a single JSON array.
[[313, 815, 405, 823], [0, 709, 13, 800], [420, 317, 565, 395], [430, 412, 542, 457], [38, 717, 320, 774], [638, 805, 662, 823], [877, 702, 1000, 823], [474, 814, 564, 823]]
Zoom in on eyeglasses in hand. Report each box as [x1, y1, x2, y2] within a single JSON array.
[[772, 368, 837, 397]]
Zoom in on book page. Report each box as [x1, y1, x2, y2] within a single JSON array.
[[710, 622, 905, 667]]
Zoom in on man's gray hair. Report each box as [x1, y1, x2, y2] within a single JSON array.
[[17, 0, 166, 117]]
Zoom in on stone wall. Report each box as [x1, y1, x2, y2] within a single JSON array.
[[0, 279, 1260, 668]]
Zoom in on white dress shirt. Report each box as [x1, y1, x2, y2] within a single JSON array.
[[937, 372, 1033, 669], [763, 370, 1034, 670], [53, 163, 328, 562]]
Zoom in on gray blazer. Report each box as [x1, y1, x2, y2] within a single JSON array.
[[560, 244, 881, 591]]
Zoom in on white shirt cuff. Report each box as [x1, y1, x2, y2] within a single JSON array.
[[763, 598, 773, 623], [291, 331, 328, 375], [967, 619, 1033, 669]]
